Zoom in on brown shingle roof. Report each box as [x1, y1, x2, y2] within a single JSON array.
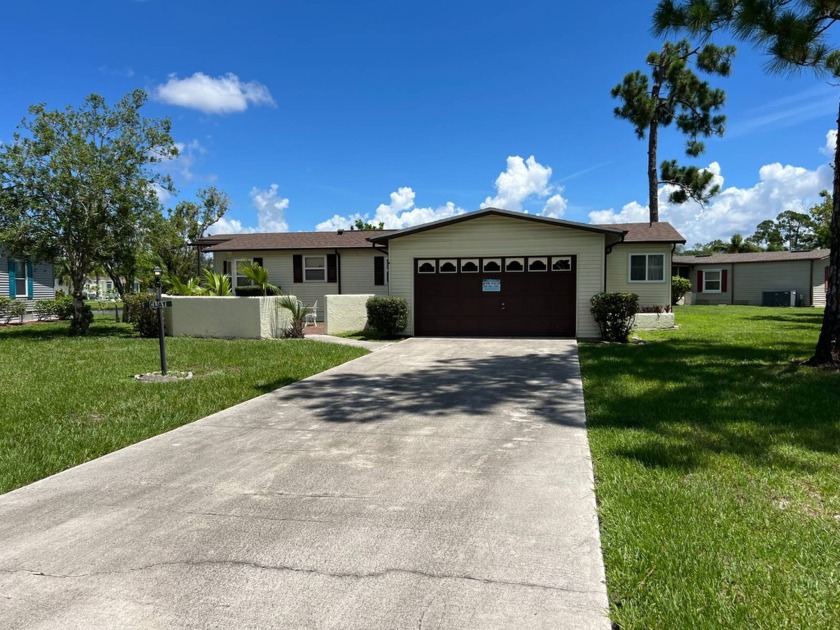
[[673, 249, 830, 265], [593, 222, 686, 243], [205, 230, 394, 252]]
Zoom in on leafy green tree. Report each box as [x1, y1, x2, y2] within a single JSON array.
[[775, 209, 817, 250], [727, 233, 761, 252], [748, 219, 785, 251], [0, 90, 176, 334], [653, 0, 840, 365], [808, 189, 832, 249], [611, 39, 735, 222], [153, 186, 230, 282], [351, 218, 385, 230]]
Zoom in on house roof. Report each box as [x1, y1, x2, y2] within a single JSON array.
[[593, 222, 686, 244], [673, 248, 830, 265], [203, 230, 395, 252], [367, 208, 629, 245]]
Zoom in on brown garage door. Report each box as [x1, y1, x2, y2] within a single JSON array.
[[414, 256, 576, 336]]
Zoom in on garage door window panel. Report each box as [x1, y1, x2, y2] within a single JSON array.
[[483, 259, 501, 272], [629, 254, 665, 282], [440, 259, 458, 273], [552, 257, 572, 272], [418, 260, 436, 273], [528, 258, 548, 272], [505, 258, 525, 272], [460, 259, 479, 273]]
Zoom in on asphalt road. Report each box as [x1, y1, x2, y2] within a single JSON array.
[[0, 338, 610, 629]]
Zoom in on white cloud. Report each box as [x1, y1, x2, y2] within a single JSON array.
[[154, 72, 275, 114], [316, 186, 467, 231], [481, 155, 554, 210], [150, 182, 172, 204], [820, 129, 836, 157], [542, 194, 568, 218], [204, 184, 290, 235], [251, 184, 289, 232], [589, 155, 833, 245]]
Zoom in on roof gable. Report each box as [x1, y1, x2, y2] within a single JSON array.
[[368, 208, 627, 244]]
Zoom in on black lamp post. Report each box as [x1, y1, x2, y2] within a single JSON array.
[[153, 266, 168, 375]]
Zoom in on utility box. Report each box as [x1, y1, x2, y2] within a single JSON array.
[[762, 291, 797, 307]]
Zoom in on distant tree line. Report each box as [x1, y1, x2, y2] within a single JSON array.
[[680, 192, 832, 254]]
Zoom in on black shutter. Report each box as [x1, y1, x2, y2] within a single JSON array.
[[253, 257, 263, 267], [327, 254, 337, 283], [374, 256, 385, 286], [223, 260, 229, 275], [293, 255, 303, 283]]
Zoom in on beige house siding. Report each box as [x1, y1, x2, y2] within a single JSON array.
[[212, 247, 387, 320], [812, 258, 830, 307], [685, 260, 815, 306], [385, 214, 606, 337], [606, 243, 673, 306]]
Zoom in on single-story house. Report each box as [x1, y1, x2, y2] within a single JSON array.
[[200, 230, 394, 319], [1, 248, 55, 307], [673, 249, 831, 307], [203, 208, 685, 338]]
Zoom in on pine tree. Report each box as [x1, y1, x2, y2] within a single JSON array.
[[611, 39, 735, 222], [654, 0, 840, 365]]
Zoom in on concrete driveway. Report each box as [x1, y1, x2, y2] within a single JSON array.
[[0, 338, 609, 629]]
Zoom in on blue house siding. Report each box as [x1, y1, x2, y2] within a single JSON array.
[[0, 249, 56, 308]]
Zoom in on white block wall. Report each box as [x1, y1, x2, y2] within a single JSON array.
[[325, 294, 374, 335], [163, 296, 294, 339]]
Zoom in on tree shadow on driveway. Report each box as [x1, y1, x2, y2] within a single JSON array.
[[272, 342, 587, 429]]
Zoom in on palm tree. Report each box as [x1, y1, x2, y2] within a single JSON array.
[[276, 295, 311, 338], [238, 261, 280, 296]]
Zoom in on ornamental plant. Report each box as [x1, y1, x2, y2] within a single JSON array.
[[366, 297, 408, 336], [590, 292, 640, 342]]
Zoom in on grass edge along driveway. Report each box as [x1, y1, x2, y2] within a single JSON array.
[[0, 318, 367, 494], [579, 306, 840, 629]]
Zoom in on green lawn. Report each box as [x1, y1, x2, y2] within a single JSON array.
[[579, 306, 840, 629], [0, 318, 367, 494]]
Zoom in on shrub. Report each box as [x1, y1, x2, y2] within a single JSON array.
[[123, 293, 160, 338], [590, 292, 639, 342], [366, 297, 408, 336], [68, 303, 94, 336], [0, 297, 27, 324], [234, 285, 279, 297], [672, 276, 692, 305], [33, 296, 75, 321]]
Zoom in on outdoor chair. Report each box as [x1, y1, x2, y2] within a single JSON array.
[[304, 300, 318, 327]]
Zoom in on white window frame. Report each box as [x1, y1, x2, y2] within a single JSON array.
[[628, 253, 666, 283], [702, 268, 722, 293], [13, 260, 29, 298], [233, 259, 254, 289], [304, 255, 327, 283]]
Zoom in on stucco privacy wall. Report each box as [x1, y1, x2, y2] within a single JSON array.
[[812, 257, 830, 307], [162, 296, 294, 339], [386, 215, 606, 337], [606, 243, 673, 306], [634, 312, 676, 330], [325, 294, 374, 335], [213, 248, 388, 320]]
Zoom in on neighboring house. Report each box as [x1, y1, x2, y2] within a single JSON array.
[[0, 248, 55, 308], [200, 230, 394, 320], [367, 208, 684, 337], [673, 249, 831, 307]]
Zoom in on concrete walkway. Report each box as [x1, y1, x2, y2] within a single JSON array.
[[0, 338, 609, 629]]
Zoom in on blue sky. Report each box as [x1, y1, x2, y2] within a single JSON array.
[[2, 0, 837, 245]]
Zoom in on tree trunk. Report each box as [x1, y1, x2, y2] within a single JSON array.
[[648, 118, 660, 223], [71, 269, 86, 333], [808, 99, 840, 366]]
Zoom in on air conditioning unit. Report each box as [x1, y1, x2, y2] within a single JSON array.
[[762, 291, 797, 307]]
